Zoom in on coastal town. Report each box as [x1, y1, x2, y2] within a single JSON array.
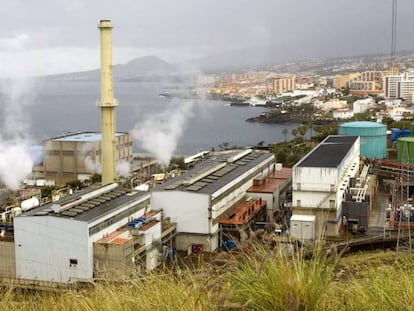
[[1, 1, 414, 309], [1, 21, 414, 288]]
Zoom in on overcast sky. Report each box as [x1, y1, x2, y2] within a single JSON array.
[[0, 0, 413, 76]]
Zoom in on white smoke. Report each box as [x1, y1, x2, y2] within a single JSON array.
[[0, 142, 34, 190], [116, 160, 131, 178], [131, 101, 194, 166], [0, 77, 38, 190], [79, 142, 102, 174]]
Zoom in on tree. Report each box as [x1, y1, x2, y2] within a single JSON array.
[[282, 128, 288, 142], [297, 125, 308, 141]]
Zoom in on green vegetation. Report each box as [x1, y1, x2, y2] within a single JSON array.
[[1, 249, 413, 310], [271, 122, 338, 167], [339, 95, 364, 104]]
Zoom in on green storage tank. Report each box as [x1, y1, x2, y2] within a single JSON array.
[[339, 121, 386, 159], [397, 137, 414, 163]]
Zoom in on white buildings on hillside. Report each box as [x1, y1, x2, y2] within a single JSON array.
[[384, 72, 414, 103]]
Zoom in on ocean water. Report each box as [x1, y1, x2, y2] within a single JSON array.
[[27, 79, 300, 155]]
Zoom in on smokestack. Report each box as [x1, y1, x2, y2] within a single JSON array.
[[98, 20, 118, 184]]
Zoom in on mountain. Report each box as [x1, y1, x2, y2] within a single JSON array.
[[44, 55, 180, 81]]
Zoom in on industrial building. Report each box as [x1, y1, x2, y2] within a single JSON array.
[[151, 149, 277, 252], [43, 132, 133, 184], [291, 136, 360, 240], [9, 182, 176, 284], [339, 121, 387, 159], [246, 165, 292, 221]]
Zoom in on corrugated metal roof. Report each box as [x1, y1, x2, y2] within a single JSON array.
[[154, 150, 274, 195], [22, 185, 149, 223]]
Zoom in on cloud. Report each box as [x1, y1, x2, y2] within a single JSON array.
[[0, 34, 29, 51]]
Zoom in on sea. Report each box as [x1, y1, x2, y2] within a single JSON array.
[[26, 79, 300, 156]]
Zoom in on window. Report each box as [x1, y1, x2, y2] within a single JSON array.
[[69, 258, 78, 267], [297, 200, 301, 207], [88, 201, 147, 235], [296, 183, 301, 191], [329, 200, 335, 209]]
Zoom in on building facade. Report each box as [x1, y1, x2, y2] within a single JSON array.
[[43, 132, 133, 184], [384, 72, 414, 102], [13, 183, 157, 283], [272, 76, 296, 95], [151, 149, 276, 252], [291, 136, 360, 240]]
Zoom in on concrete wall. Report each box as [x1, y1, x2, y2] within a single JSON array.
[[0, 241, 16, 278], [94, 240, 135, 279], [14, 216, 90, 283], [247, 192, 275, 220], [176, 233, 218, 252], [152, 191, 210, 234], [43, 133, 133, 184]]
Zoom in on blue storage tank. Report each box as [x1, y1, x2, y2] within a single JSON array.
[[391, 128, 411, 142], [391, 128, 402, 142], [339, 121, 387, 159]]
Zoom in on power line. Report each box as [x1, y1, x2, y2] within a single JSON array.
[[390, 0, 398, 74]]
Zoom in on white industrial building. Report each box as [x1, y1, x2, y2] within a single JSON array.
[[13, 183, 159, 284], [151, 149, 275, 252], [290, 136, 360, 240]]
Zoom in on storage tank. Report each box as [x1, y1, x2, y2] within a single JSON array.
[[391, 128, 403, 142], [20, 197, 40, 212], [339, 121, 387, 159], [397, 137, 414, 163]]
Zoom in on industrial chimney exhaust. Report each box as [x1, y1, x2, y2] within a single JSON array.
[[98, 19, 118, 184]]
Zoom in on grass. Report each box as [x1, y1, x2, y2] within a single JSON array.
[[1, 246, 414, 311]]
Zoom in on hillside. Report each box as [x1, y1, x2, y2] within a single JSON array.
[[1, 248, 414, 310], [44, 55, 180, 81]]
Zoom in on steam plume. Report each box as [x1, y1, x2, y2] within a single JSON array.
[[0, 78, 38, 190], [116, 160, 131, 178], [131, 101, 193, 166]]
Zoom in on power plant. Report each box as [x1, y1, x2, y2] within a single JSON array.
[[98, 20, 118, 185]]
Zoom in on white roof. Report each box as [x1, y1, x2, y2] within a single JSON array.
[[290, 214, 316, 222]]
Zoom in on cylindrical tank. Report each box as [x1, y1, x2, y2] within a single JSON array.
[[339, 121, 387, 159], [20, 197, 40, 212], [397, 137, 414, 163]]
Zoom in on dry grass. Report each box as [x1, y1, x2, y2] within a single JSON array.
[[1, 247, 414, 311]]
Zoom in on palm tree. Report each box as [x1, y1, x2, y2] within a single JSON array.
[[291, 128, 298, 139], [282, 128, 288, 142]]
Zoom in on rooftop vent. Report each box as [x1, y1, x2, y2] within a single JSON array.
[[183, 163, 226, 186], [227, 149, 252, 163]]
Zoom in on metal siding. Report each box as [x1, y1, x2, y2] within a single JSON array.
[[339, 123, 386, 159]]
